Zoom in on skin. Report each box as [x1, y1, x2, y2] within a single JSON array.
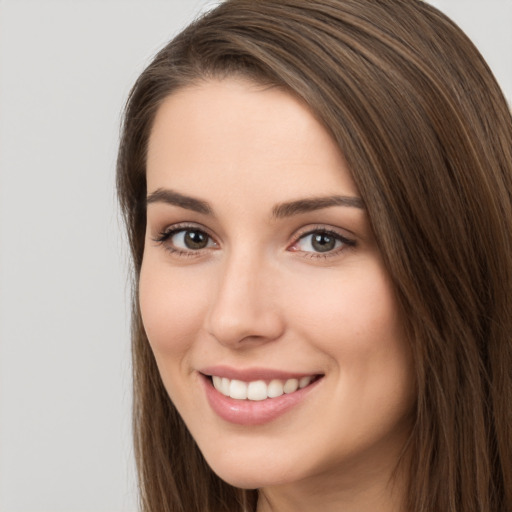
[[140, 78, 416, 512]]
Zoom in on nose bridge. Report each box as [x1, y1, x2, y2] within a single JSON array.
[[205, 246, 283, 346]]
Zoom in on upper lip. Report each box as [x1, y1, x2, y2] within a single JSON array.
[[199, 365, 322, 382]]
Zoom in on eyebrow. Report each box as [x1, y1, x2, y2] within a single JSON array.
[[272, 195, 364, 218], [146, 188, 212, 215], [146, 187, 364, 217]]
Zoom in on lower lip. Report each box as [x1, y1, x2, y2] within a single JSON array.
[[201, 374, 322, 426]]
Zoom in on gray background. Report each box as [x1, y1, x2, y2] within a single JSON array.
[[0, 1, 510, 511]]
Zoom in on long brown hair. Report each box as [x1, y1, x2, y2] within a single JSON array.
[[117, 1, 512, 510]]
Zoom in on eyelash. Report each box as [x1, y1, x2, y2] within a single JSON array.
[[152, 223, 356, 259]]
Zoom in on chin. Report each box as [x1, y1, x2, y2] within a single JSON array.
[[203, 449, 298, 490]]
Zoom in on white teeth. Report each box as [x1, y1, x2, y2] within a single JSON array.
[[267, 379, 284, 398], [283, 378, 299, 394], [299, 376, 312, 389], [247, 380, 267, 401], [229, 379, 248, 399], [221, 377, 230, 395], [211, 375, 316, 400], [212, 375, 222, 390]]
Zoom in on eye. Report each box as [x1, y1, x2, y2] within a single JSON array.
[[172, 229, 214, 250], [154, 226, 217, 254], [290, 229, 355, 256]]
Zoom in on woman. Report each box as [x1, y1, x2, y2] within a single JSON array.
[[116, 0, 512, 510]]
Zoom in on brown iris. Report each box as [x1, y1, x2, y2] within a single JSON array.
[[311, 232, 336, 252], [184, 230, 209, 249]]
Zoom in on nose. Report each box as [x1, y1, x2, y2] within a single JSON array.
[[204, 250, 285, 348]]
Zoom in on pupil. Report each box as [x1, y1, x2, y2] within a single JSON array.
[[185, 230, 208, 249], [312, 233, 335, 252]]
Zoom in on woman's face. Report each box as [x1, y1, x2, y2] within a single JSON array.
[[140, 78, 415, 494]]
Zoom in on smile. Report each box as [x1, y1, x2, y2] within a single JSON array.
[[200, 369, 324, 425], [211, 375, 316, 400]]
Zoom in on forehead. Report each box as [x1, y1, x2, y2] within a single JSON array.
[[146, 78, 358, 206]]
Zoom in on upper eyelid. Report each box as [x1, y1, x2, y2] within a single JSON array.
[[153, 222, 216, 239], [153, 222, 350, 236], [292, 224, 355, 240]]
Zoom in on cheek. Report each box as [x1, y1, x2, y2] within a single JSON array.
[[286, 259, 402, 354], [138, 258, 209, 360], [286, 262, 415, 444], [285, 258, 414, 405]]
